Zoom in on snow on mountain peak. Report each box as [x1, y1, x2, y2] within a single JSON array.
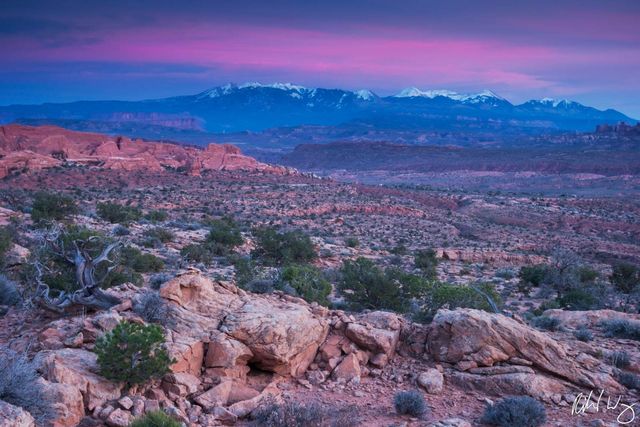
[[355, 89, 375, 101], [538, 98, 577, 108], [394, 87, 505, 103]]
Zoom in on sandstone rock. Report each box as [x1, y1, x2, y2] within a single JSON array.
[[162, 372, 201, 397], [345, 320, 399, 362], [204, 332, 253, 370], [38, 348, 123, 411], [332, 353, 361, 382], [429, 418, 472, 427], [105, 408, 131, 427], [117, 396, 133, 410], [41, 379, 85, 427], [227, 382, 281, 418], [211, 406, 238, 424], [417, 369, 444, 394], [194, 380, 233, 409], [227, 382, 261, 404], [220, 297, 329, 377], [447, 370, 568, 401], [427, 309, 623, 392], [0, 400, 35, 427]]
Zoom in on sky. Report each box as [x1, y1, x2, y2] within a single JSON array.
[[1, 0, 639, 118]]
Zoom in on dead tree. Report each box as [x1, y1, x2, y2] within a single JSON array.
[[31, 227, 122, 313]]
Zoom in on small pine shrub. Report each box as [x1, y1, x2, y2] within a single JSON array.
[[95, 321, 174, 385], [414, 249, 438, 280], [609, 351, 631, 369], [0, 274, 21, 306], [252, 227, 317, 265], [149, 273, 171, 290], [600, 319, 640, 341], [145, 210, 169, 223], [31, 191, 78, 223], [246, 279, 275, 294], [97, 202, 142, 224], [573, 327, 594, 342], [531, 316, 561, 331], [251, 400, 325, 427], [0, 347, 53, 423], [558, 289, 601, 311], [393, 390, 428, 417], [129, 410, 181, 427], [617, 372, 640, 390], [481, 396, 546, 427], [345, 237, 359, 248], [277, 264, 331, 306], [144, 227, 175, 244], [112, 224, 130, 236], [0, 227, 13, 263], [121, 246, 164, 273]]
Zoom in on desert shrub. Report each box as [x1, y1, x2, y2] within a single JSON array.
[[481, 396, 546, 427], [600, 319, 640, 341], [121, 246, 164, 273], [518, 264, 548, 287], [231, 256, 258, 288], [134, 292, 172, 325], [144, 227, 175, 244], [277, 264, 331, 306], [577, 266, 599, 283], [609, 350, 630, 368], [252, 227, 316, 265], [245, 279, 275, 294], [180, 243, 213, 264], [573, 327, 594, 342], [393, 390, 428, 417], [251, 400, 325, 427], [95, 321, 173, 385], [338, 257, 430, 313], [617, 372, 640, 390], [495, 268, 516, 280], [149, 273, 171, 290], [0, 227, 13, 263], [531, 316, 561, 331], [557, 288, 601, 311], [611, 262, 640, 294], [0, 346, 53, 423], [101, 268, 143, 288], [414, 249, 438, 280], [0, 274, 21, 306], [129, 410, 181, 427], [112, 224, 130, 236], [31, 191, 78, 223], [345, 237, 359, 248], [417, 282, 502, 322], [206, 218, 243, 248], [96, 202, 142, 224], [145, 210, 169, 223]]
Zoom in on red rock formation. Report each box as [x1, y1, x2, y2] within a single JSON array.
[[0, 124, 288, 179]]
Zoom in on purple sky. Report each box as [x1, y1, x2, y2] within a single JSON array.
[[2, 0, 639, 117]]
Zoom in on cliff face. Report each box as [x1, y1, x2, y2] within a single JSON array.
[[0, 124, 288, 178]]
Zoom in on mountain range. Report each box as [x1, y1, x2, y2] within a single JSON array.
[[0, 83, 636, 141]]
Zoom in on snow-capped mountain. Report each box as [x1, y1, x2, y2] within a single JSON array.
[[0, 82, 634, 134]]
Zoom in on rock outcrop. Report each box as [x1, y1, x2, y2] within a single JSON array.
[[426, 309, 624, 399], [0, 401, 35, 427], [0, 124, 289, 179]]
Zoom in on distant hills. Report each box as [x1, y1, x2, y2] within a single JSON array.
[[0, 83, 635, 141]]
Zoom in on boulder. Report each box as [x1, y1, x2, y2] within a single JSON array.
[[220, 298, 329, 377], [447, 371, 568, 401], [543, 309, 640, 328], [41, 380, 85, 427], [194, 380, 233, 408], [204, 332, 253, 378], [344, 322, 399, 362], [331, 353, 361, 382], [0, 400, 35, 427], [427, 309, 623, 392], [417, 369, 444, 394], [38, 348, 123, 411], [105, 408, 131, 427]]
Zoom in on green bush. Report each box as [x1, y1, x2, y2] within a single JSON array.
[[96, 202, 142, 224], [518, 264, 548, 289], [144, 227, 175, 244], [31, 191, 78, 223], [481, 396, 546, 427], [144, 210, 168, 223], [345, 237, 359, 248], [531, 316, 562, 331], [95, 321, 173, 385], [418, 282, 501, 322], [574, 327, 594, 342], [393, 390, 428, 417], [338, 257, 430, 313], [557, 288, 601, 310], [120, 246, 164, 273], [414, 249, 438, 280], [0, 227, 13, 265], [277, 264, 332, 306], [231, 256, 258, 288], [252, 227, 316, 265], [129, 410, 181, 427], [206, 218, 243, 247], [611, 262, 640, 294]]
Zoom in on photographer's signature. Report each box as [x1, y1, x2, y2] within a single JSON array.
[[572, 390, 637, 425]]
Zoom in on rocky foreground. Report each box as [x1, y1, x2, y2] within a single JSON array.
[[0, 125, 288, 178], [1, 270, 638, 426]]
